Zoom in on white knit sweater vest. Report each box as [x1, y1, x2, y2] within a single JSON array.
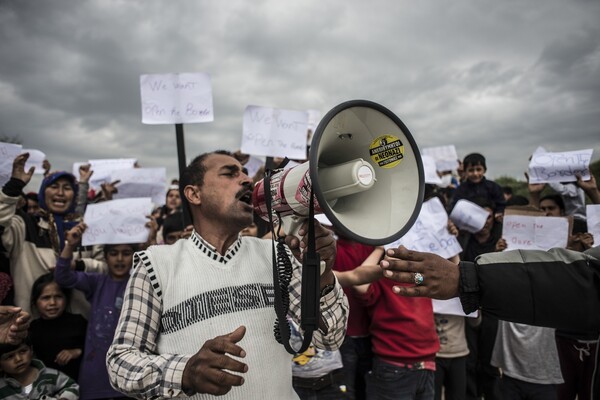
[[145, 236, 299, 400]]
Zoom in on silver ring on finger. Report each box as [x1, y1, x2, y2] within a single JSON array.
[[413, 272, 424, 286]]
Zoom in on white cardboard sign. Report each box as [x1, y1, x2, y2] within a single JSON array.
[[421, 145, 459, 172], [422, 155, 442, 185], [385, 197, 462, 259], [586, 204, 600, 244], [82, 198, 153, 246], [241, 105, 308, 159], [73, 158, 137, 191], [111, 168, 167, 206], [449, 199, 490, 234], [0, 142, 23, 187], [140, 72, 214, 125], [502, 214, 569, 251], [22, 149, 46, 175], [527, 149, 593, 184]]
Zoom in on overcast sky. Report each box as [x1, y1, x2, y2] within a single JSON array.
[[1, 0, 599, 191]]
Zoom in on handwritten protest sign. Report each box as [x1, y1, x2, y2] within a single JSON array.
[[527, 149, 593, 184], [73, 158, 137, 191], [22, 149, 46, 175], [241, 105, 309, 159], [421, 145, 459, 172], [0, 142, 23, 186], [587, 204, 600, 244], [82, 198, 153, 246], [422, 155, 442, 185], [111, 168, 167, 205], [384, 197, 473, 317], [502, 214, 569, 251], [140, 72, 214, 125], [449, 199, 490, 234], [385, 197, 462, 259]]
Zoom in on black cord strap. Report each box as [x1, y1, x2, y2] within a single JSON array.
[[264, 164, 317, 354]]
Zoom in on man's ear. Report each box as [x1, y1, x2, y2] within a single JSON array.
[[183, 185, 202, 206]]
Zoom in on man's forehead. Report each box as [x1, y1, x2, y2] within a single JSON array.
[[204, 153, 242, 170]]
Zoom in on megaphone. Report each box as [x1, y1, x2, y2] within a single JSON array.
[[253, 99, 424, 245]]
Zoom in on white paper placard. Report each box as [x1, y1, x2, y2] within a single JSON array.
[[82, 198, 153, 246], [385, 197, 462, 259], [0, 142, 23, 187], [73, 158, 137, 191], [421, 145, 459, 172], [586, 204, 600, 244], [502, 214, 569, 251], [449, 199, 490, 234], [422, 155, 442, 185], [241, 105, 308, 159], [21, 149, 46, 175], [527, 149, 593, 184], [140, 72, 214, 125], [111, 168, 167, 206]]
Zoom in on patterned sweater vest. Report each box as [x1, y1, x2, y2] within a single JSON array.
[[145, 237, 299, 400]]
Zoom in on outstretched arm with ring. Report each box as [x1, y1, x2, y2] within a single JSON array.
[[380, 246, 460, 300]]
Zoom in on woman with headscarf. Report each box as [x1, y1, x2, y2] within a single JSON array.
[[0, 153, 93, 316]]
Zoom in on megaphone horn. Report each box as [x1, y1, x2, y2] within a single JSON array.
[[253, 99, 424, 246]]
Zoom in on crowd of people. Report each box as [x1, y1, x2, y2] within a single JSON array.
[[0, 147, 598, 400]]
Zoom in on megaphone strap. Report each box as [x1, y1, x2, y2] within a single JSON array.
[[263, 166, 316, 355]]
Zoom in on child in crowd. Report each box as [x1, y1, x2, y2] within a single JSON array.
[[55, 222, 137, 400], [449, 153, 506, 219], [351, 246, 439, 400], [0, 338, 79, 399], [1, 154, 103, 316], [28, 273, 87, 382]]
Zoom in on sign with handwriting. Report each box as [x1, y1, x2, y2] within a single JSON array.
[[241, 105, 308, 159], [82, 198, 153, 246], [385, 197, 462, 259], [73, 158, 137, 191], [528, 149, 593, 184], [140, 72, 213, 124], [502, 214, 569, 251], [111, 168, 167, 206]]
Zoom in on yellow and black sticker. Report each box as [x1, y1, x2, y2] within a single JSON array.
[[369, 135, 404, 168]]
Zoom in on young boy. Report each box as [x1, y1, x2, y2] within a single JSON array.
[[0, 339, 79, 399], [449, 153, 506, 219]]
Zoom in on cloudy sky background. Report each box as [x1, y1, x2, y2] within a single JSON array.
[[1, 0, 599, 191]]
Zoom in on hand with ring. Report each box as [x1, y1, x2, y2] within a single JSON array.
[[379, 246, 460, 299]]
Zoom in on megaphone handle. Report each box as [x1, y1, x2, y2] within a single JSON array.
[[281, 215, 326, 275]]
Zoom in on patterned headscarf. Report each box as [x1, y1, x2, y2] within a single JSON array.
[[38, 171, 80, 253]]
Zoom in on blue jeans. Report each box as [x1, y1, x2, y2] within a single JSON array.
[[366, 358, 435, 400]]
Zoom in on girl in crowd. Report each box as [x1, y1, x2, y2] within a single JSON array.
[[55, 222, 138, 400], [28, 273, 87, 382], [0, 154, 101, 316]]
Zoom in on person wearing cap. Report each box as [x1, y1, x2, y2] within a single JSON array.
[[0, 153, 89, 315]]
